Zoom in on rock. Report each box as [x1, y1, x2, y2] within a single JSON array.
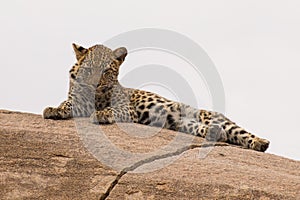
[[0, 110, 299, 199]]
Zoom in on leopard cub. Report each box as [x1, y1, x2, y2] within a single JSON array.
[[44, 43, 270, 152]]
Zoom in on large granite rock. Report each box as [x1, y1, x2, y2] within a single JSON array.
[[0, 110, 299, 199]]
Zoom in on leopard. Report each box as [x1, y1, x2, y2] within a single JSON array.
[[43, 43, 270, 152]]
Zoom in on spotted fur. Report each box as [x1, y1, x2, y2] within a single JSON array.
[[43, 44, 270, 152]]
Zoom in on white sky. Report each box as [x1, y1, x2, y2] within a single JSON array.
[[0, 0, 299, 160]]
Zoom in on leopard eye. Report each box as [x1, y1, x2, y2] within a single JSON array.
[[102, 69, 111, 77], [103, 72, 111, 79]]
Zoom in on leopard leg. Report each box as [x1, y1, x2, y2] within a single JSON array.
[[90, 106, 138, 124], [221, 122, 270, 152], [178, 118, 227, 142], [43, 100, 73, 119], [199, 110, 270, 152]]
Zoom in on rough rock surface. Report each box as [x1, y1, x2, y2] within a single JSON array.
[[0, 110, 299, 199]]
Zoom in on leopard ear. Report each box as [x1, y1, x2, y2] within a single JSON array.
[[113, 47, 127, 61], [72, 43, 88, 60]]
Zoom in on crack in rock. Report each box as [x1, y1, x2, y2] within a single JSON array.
[[99, 142, 230, 200]]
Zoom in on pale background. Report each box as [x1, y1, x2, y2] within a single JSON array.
[[0, 0, 299, 160]]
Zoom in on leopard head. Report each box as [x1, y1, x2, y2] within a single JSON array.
[[69, 43, 127, 91]]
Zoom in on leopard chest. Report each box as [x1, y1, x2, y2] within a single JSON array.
[[95, 87, 131, 111]]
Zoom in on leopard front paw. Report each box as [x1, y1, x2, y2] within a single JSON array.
[[249, 138, 270, 152], [43, 107, 62, 120], [206, 124, 227, 142], [90, 111, 115, 124]]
